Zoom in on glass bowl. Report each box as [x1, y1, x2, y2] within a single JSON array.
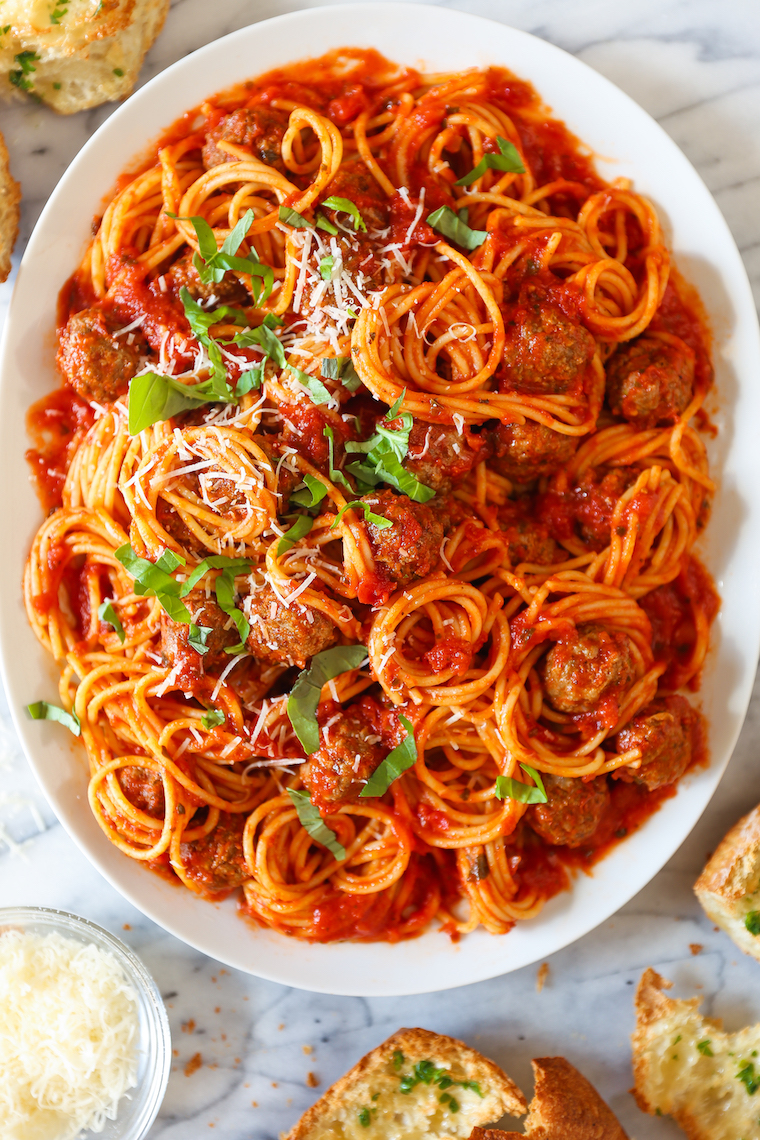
[[0, 906, 171, 1139]]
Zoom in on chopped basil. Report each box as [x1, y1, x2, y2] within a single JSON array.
[[97, 599, 125, 643], [201, 707, 225, 730], [455, 135, 525, 186], [187, 624, 213, 655], [697, 1040, 714, 1057], [277, 515, 314, 554], [357, 1108, 371, 1128], [234, 319, 286, 370], [319, 256, 334, 280], [321, 355, 362, 393], [745, 911, 760, 936], [287, 645, 368, 754], [360, 716, 416, 797], [287, 788, 346, 860], [331, 501, 392, 531], [737, 1060, 760, 1095], [322, 425, 353, 492], [180, 288, 248, 394], [287, 364, 333, 406], [344, 394, 434, 502], [235, 367, 263, 395], [316, 213, 339, 235], [321, 196, 366, 232], [172, 209, 273, 303], [180, 555, 252, 596], [27, 700, 81, 736], [494, 764, 548, 804], [214, 567, 251, 655], [128, 370, 224, 434], [278, 205, 312, 229], [116, 543, 193, 624], [290, 475, 328, 509], [426, 205, 488, 250]]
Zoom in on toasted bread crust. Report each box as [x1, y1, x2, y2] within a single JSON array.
[[695, 804, 760, 901], [0, 132, 19, 283], [285, 1028, 526, 1140], [525, 1057, 628, 1140]]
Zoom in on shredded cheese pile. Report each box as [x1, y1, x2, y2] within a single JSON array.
[[0, 929, 139, 1139]]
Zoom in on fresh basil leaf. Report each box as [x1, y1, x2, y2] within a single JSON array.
[[287, 645, 368, 754], [180, 288, 239, 394], [277, 515, 314, 554], [323, 425, 352, 491], [319, 255, 334, 281], [155, 549, 185, 573], [386, 391, 405, 419], [97, 599, 125, 643], [345, 460, 383, 489], [494, 763, 548, 804], [236, 367, 263, 395], [286, 364, 333, 406], [455, 135, 526, 186], [187, 623, 213, 655], [426, 205, 488, 250], [234, 322, 285, 370], [331, 501, 392, 530], [321, 356, 362, 393], [27, 700, 81, 736], [373, 449, 435, 502], [214, 566, 251, 655], [360, 715, 416, 797], [278, 205, 312, 229], [201, 707, 225, 730], [315, 213, 339, 235], [180, 555, 252, 596], [321, 196, 367, 232], [116, 543, 193, 624], [128, 371, 218, 434], [290, 474, 328, 509], [287, 787, 346, 860]]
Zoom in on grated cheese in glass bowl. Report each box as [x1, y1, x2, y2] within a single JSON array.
[[0, 907, 171, 1139]]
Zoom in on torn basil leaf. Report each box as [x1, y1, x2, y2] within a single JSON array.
[[290, 475, 328, 509], [331, 501, 392, 530], [323, 425, 353, 491], [321, 356, 362, 393], [128, 370, 223, 434], [319, 255, 334, 281], [277, 515, 314, 554], [494, 763, 548, 804], [287, 644, 368, 754], [360, 715, 416, 797], [97, 599, 125, 643], [116, 543, 193, 624], [286, 364, 333, 406], [28, 700, 81, 736], [316, 213, 339, 235], [278, 205, 312, 229], [426, 205, 488, 250], [287, 787, 346, 860], [321, 196, 366, 232], [455, 135, 526, 186], [201, 707, 225, 730], [187, 624, 213, 655]]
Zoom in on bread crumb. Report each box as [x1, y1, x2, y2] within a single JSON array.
[[252, 1101, 258, 1107], [182, 1019, 196, 1033], [689, 943, 703, 955], [278, 1023, 285, 1031], [306, 1071, 319, 1088], [185, 1052, 202, 1077], [303, 1044, 313, 1054], [122, 923, 131, 930], [272, 1081, 279, 1088], [536, 962, 550, 992]]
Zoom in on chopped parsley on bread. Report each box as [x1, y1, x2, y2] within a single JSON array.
[[0, 0, 169, 113], [632, 968, 760, 1140], [695, 803, 760, 961]]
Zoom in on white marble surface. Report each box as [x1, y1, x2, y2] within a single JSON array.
[[1, 1, 760, 1136]]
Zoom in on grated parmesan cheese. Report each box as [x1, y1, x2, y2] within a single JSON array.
[[0, 929, 139, 1139]]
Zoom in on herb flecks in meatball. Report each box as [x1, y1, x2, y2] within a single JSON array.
[[202, 106, 290, 171], [528, 773, 610, 847], [614, 695, 696, 790], [244, 582, 337, 668], [180, 811, 248, 895], [499, 285, 595, 395], [492, 421, 578, 483], [541, 622, 636, 717], [606, 334, 695, 428], [57, 307, 146, 404]]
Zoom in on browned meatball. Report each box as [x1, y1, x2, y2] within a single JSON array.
[[244, 582, 337, 668], [541, 623, 636, 716], [499, 285, 595, 395], [57, 307, 146, 403], [405, 422, 491, 493], [180, 811, 248, 895], [528, 773, 610, 847], [614, 695, 696, 790], [499, 515, 558, 565], [118, 766, 165, 818], [606, 334, 695, 428], [166, 248, 250, 306], [203, 106, 290, 171], [360, 489, 444, 587], [491, 421, 578, 482], [161, 588, 240, 683], [301, 701, 386, 810]]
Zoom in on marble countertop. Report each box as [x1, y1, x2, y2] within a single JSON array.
[[2, 1, 760, 1136]]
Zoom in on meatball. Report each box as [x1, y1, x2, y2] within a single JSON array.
[[166, 248, 250, 306], [606, 334, 695, 428], [541, 623, 636, 716], [499, 285, 595, 395], [118, 766, 165, 818], [405, 422, 491, 493], [244, 582, 337, 668], [528, 773, 610, 847], [360, 489, 444, 589], [180, 811, 248, 895], [301, 700, 387, 810], [499, 515, 558, 566], [491, 421, 578, 482], [202, 106, 290, 171], [57, 306, 145, 404], [161, 589, 240, 684], [614, 695, 696, 790]]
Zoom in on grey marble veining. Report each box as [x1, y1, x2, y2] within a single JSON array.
[[1, 2, 760, 1136]]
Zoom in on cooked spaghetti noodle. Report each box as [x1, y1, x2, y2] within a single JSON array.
[[25, 49, 718, 943]]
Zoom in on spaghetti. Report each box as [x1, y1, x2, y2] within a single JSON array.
[[24, 48, 718, 943]]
